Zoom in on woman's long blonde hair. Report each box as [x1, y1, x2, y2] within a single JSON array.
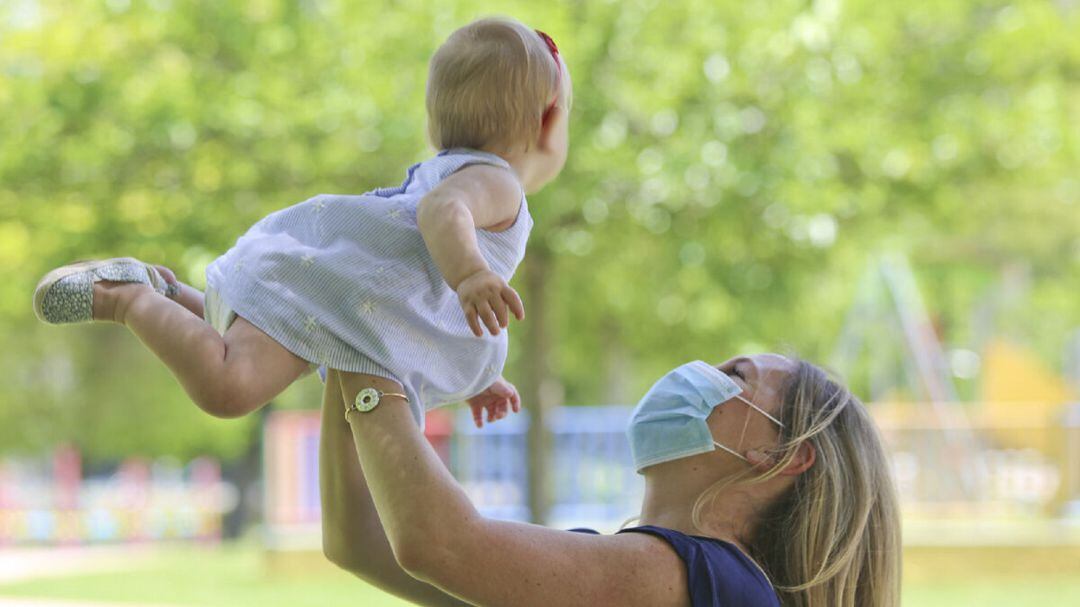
[[692, 360, 902, 606]]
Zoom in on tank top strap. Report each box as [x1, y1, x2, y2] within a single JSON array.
[[364, 148, 513, 200], [406, 148, 515, 196]]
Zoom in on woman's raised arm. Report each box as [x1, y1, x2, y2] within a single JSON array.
[[319, 369, 472, 606], [333, 370, 688, 607]]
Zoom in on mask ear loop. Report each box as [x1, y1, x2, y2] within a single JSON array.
[[735, 394, 785, 427], [713, 440, 750, 462], [713, 394, 786, 462], [734, 397, 755, 454]]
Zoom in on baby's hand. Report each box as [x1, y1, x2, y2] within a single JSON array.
[[456, 269, 524, 337], [466, 377, 521, 428]]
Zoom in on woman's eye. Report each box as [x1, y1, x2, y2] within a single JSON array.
[[731, 367, 745, 380]]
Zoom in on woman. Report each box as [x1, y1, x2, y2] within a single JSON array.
[[319, 354, 901, 606]]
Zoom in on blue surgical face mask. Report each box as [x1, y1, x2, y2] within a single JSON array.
[[626, 360, 785, 473]]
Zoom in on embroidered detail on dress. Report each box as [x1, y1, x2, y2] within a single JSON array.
[[311, 200, 327, 213], [359, 300, 376, 315], [386, 207, 402, 219], [303, 316, 319, 332], [300, 253, 315, 267]]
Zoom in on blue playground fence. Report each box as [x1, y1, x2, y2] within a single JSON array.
[[263, 405, 643, 540]]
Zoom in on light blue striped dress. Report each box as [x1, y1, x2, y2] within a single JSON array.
[[204, 149, 532, 425]]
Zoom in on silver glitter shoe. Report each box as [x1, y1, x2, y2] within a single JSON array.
[[33, 257, 169, 324]]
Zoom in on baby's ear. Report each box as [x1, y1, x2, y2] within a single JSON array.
[[536, 105, 565, 151]]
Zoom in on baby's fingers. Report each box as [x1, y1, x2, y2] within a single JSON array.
[[471, 404, 485, 428], [502, 287, 525, 321], [478, 302, 500, 336], [465, 306, 483, 337], [488, 400, 508, 423], [491, 294, 509, 328]]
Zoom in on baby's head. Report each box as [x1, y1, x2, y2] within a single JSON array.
[[427, 18, 571, 192]]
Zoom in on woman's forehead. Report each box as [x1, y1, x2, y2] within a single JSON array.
[[752, 353, 797, 379], [719, 353, 795, 376], [719, 353, 795, 404]]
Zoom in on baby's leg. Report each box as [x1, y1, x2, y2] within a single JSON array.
[[97, 280, 310, 418]]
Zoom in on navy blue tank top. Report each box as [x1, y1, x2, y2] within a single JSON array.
[[572, 525, 780, 607]]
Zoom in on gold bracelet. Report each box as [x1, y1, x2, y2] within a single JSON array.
[[344, 387, 409, 419]]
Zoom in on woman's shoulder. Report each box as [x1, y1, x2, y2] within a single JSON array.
[[614, 525, 781, 607]]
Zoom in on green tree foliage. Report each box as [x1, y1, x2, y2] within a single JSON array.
[[1, 0, 1077, 460]]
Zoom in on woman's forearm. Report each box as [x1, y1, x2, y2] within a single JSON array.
[[333, 370, 685, 607], [336, 371, 481, 578], [319, 370, 472, 606]]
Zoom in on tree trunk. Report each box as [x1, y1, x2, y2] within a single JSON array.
[[602, 320, 631, 405], [220, 405, 268, 539], [522, 246, 558, 525]]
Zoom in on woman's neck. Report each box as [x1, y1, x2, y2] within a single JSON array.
[[638, 476, 758, 552], [638, 479, 697, 533]]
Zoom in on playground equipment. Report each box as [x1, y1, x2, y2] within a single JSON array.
[[262, 408, 459, 549], [832, 254, 1077, 516], [833, 254, 990, 502], [0, 447, 233, 545]]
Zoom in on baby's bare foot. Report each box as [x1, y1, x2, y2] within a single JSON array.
[[92, 281, 153, 323]]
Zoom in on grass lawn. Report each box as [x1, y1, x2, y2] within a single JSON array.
[[1, 542, 1078, 606], [0, 543, 411, 607], [903, 577, 1080, 606]]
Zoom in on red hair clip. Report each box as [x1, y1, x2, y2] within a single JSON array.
[[535, 29, 561, 74], [535, 30, 561, 59], [536, 29, 562, 120]]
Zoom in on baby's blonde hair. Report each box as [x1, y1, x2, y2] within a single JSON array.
[[427, 17, 565, 153]]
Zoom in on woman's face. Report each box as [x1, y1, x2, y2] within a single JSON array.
[[708, 353, 797, 466]]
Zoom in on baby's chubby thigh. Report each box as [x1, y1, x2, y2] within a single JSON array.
[[191, 316, 312, 419]]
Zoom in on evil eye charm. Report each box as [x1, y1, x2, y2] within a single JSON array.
[[355, 388, 381, 412]]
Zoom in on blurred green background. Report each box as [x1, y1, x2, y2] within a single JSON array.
[[2, 0, 1079, 605]]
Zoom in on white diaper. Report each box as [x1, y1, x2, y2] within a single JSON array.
[[204, 286, 320, 377], [203, 287, 237, 337]]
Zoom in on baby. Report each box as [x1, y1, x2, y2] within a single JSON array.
[[33, 17, 571, 428]]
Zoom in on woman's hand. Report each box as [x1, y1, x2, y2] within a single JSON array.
[[466, 376, 521, 428], [456, 269, 524, 337]]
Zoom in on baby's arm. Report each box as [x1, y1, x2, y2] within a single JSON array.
[[417, 164, 525, 336]]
